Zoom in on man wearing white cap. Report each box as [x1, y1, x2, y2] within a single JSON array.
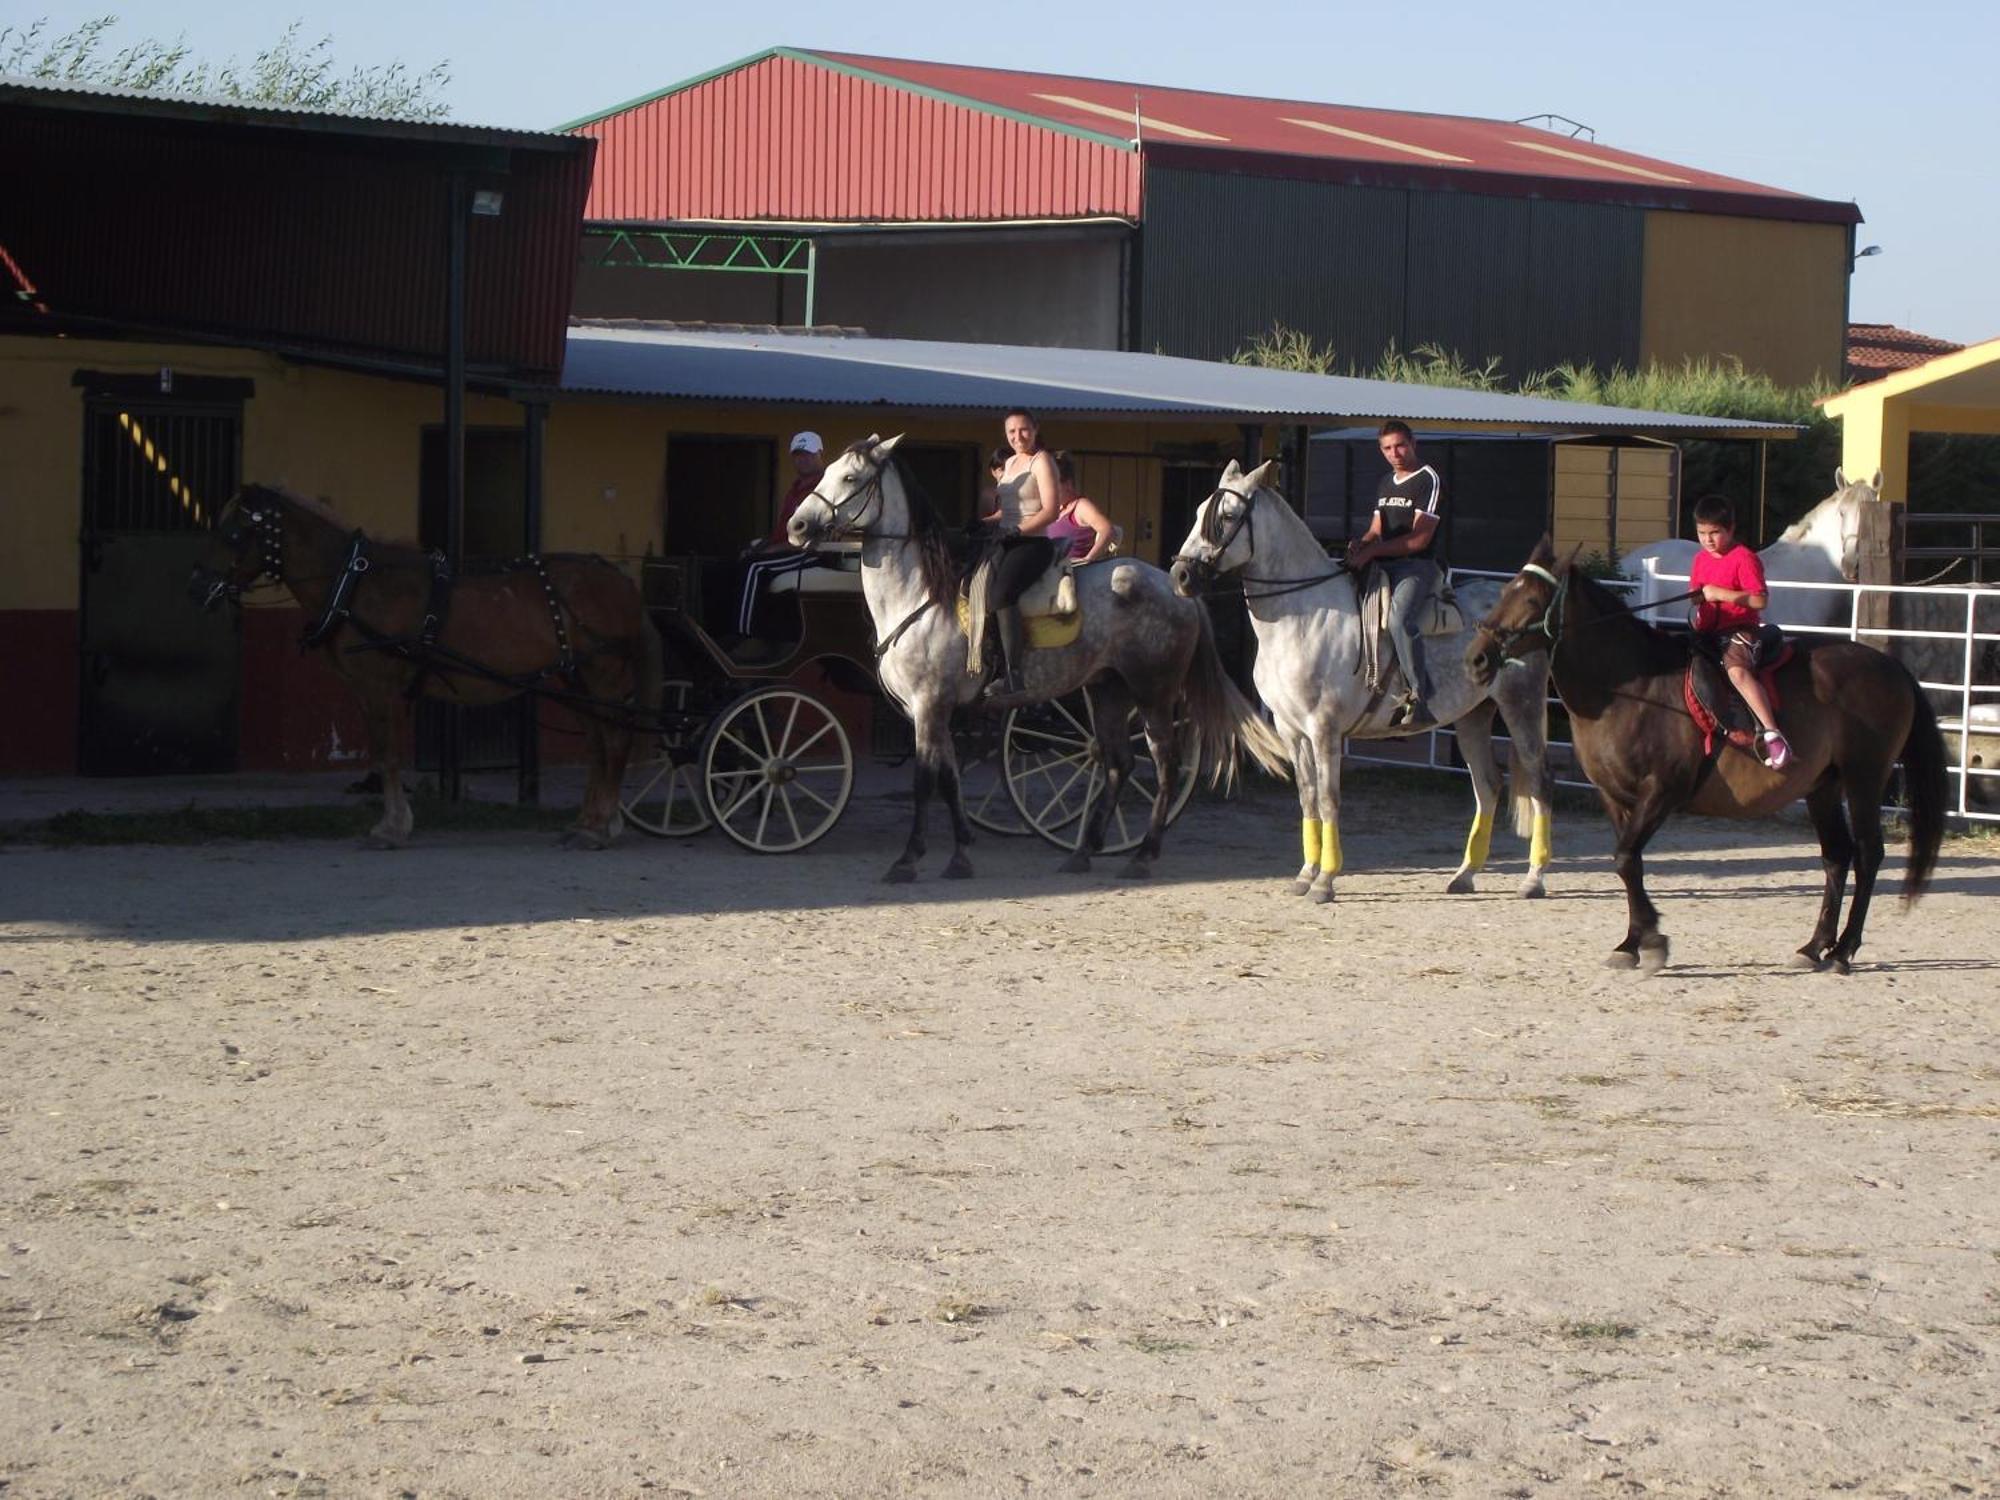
[[737, 431, 828, 638]]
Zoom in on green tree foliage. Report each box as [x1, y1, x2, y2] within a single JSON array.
[[1, 15, 451, 120]]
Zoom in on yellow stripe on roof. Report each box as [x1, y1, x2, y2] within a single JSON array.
[[1282, 117, 1471, 163], [1507, 139, 1689, 183], [1033, 94, 1228, 141]]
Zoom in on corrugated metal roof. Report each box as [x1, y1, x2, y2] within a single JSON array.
[[552, 325, 1797, 439], [573, 52, 1138, 224], [566, 48, 1858, 227], [0, 72, 576, 148]]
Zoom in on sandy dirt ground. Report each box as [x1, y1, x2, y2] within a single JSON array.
[[2, 774, 1997, 1499]]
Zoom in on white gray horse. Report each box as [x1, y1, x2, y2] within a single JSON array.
[[1621, 470, 1878, 630], [1170, 459, 1556, 903], [789, 435, 1288, 882]]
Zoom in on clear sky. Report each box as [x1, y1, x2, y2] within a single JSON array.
[[10, 0, 1995, 346]]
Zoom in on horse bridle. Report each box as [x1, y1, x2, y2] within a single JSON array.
[[200, 500, 288, 607], [1478, 562, 1568, 666], [1183, 483, 1347, 600], [805, 459, 889, 540]]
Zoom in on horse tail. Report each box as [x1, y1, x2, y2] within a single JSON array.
[[1182, 604, 1290, 788], [1897, 670, 1947, 905]]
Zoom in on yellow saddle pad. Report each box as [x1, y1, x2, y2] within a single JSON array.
[[955, 594, 1082, 651]]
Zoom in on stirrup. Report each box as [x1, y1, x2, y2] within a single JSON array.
[[982, 670, 1024, 701], [1389, 693, 1420, 727]]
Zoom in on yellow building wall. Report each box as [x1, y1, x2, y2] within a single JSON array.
[[1639, 213, 1848, 387]]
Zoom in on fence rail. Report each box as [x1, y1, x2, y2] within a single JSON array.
[[1341, 567, 2000, 824]]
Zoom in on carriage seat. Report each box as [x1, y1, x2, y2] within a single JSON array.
[[766, 564, 863, 596]]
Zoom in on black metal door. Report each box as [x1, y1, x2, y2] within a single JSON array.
[[79, 397, 242, 775]]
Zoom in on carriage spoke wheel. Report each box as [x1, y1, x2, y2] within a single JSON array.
[[700, 686, 853, 853], [953, 713, 1032, 836], [621, 680, 712, 838], [1003, 690, 1198, 855]]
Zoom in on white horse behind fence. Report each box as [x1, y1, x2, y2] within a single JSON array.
[[1622, 470, 1877, 629]]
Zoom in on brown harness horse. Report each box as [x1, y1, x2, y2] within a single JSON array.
[[194, 484, 660, 848], [1468, 538, 1946, 974]]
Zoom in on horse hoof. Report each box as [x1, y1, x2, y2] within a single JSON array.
[[1445, 870, 1476, 895], [1790, 950, 1825, 971], [1058, 853, 1092, 875], [1518, 877, 1546, 900], [560, 828, 610, 852], [942, 855, 975, 880], [1310, 884, 1335, 905], [1831, 955, 1853, 977], [882, 864, 917, 885], [1117, 859, 1152, 880], [362, 833, 406, 851], [1290, 878, 1314, 896], [1638, 944, 1669, 974], [1604, 950, 1639, 970]]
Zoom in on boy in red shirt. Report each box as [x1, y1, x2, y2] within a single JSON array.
[[1688, 495, 1790, 769]]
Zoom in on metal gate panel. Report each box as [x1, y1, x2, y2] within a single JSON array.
[[79, 397, 242, 775]]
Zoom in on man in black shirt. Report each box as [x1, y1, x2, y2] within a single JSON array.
[[1347, 420, 1442, 726]]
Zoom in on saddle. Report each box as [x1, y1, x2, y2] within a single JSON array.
[[960, 547, 1083, 676], [1684, 625, 1792, 758], [1358, 566, 1464, 693]]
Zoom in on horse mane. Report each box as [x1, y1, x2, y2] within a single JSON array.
[[846, 446, 959, 603], [1777, 478, 1866, 544], [1569, 568, 1689, 672]]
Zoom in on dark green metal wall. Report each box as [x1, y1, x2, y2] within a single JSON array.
[[1140, 167, 1643, 376]]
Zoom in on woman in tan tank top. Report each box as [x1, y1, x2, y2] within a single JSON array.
[[984, 408, 1063, 698]]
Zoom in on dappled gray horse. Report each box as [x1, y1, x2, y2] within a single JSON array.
[[1171, 459, 1556, 903], [789, 436, 1287, 882]]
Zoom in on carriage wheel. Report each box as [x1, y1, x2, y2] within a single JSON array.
[[622, 680, 712, 838], [1003, 690, 1198, 855], [699, 686, 853, 853], [953, 712, 1032, 836]]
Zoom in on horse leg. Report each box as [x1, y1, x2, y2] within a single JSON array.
[[1827, 778, 1889, 975], [1446, 703, 1500, 895], [1117, 696, 1180, 880], [1062, 686, 1130, 875], [928, 712, 977, 881], [1497, 673, 1555, 898], [1289, 734, 1320, 894], [1794, 777, 1853, 970], [1605, 790, 1673, 971], [562, 717, 621, 851], [885, 757, 933, 884], [361, 692, 414, 849], [1304, 730, 1344, 905]]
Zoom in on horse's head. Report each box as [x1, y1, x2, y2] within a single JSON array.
[[1467, 535, 1567, 686], [1169, 457, 1279, 597], [190, 483, 288, 610], [788, 434, 902, 547]]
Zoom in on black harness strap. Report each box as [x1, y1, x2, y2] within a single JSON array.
[[299, 532, 373, 650], [873, 598, 937, 660]]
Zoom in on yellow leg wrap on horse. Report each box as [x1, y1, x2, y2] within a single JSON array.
[[1462, 812, 1494, 871], [1319, 819, 1343, 876], [1530, 811, 1553, 868], [1301, 819, 1321, 866]]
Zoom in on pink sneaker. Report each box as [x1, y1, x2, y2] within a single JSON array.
[[1760, 730, 1791, 769]]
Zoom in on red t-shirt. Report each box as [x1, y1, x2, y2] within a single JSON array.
[[1689, 543, 1767, 633]]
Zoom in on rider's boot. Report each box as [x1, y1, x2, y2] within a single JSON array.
[[984, 607, 1027, 699]]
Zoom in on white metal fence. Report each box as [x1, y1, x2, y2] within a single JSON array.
[[1342, 565, 2000, 824]]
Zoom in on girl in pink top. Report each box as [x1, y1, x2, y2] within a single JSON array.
[[1689, 495, 1789, 768], [1045, 452, 1115, 565]]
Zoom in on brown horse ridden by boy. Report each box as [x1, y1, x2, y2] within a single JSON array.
[[193, 484, 660, 849], [1469, 537, 1946, 974]]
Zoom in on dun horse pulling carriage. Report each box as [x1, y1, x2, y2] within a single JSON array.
[[193, 480, 1212, 859]]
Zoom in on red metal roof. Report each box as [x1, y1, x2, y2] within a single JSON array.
[[571, 48, 1859, 227], [1846, 322, 1965, 382], [576, 52, 1139, 223]]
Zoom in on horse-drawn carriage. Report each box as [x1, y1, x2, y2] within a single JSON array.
[[616, 540, 1199, 855]]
